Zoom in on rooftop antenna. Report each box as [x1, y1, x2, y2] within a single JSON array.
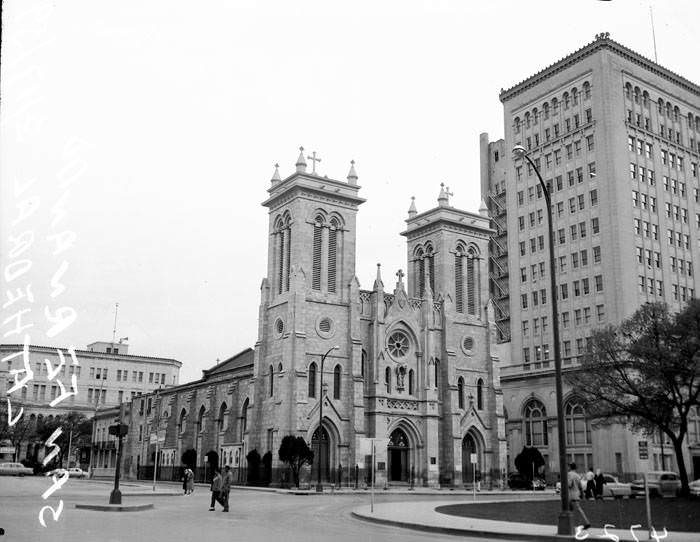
[[650, 5, 658, 63], [111, 302, 119, 351]]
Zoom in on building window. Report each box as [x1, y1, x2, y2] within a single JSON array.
[[524, 400, 548, 447], [385, 366, 391, 394], [308, 362, 317, 398], [565, 400, 591, 445], [458, 377, 464, 409], [269, 365, 274, 397], [477, 379, 484, 410], [333, 364, 341, 400]]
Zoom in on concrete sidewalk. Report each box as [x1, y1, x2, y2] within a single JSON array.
[[352, 500, 694, 542]]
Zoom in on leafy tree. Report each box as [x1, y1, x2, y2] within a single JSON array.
[[514, 446, 545, 480], [34, 411, 91, 467], [0, 402, 34, 459], [571, 301, 700, 496], [278, 435, 314, 488]]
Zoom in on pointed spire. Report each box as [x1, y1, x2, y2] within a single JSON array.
[[408, 196, 417, 218], [271, 163, 281, 186], [347, 160, 358, 185], [373, 263, 384, 290], [296, 146, 307, 173], [438, 183, 448, 207], [479, 198, 489, 216]]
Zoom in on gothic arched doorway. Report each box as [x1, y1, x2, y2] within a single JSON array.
[[311, 426, 330, 482], [388, 428, 410, 482], [462, 432, 481, 484]]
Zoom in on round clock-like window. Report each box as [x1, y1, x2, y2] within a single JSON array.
[[387, 331, 410, 358], [274, 318, 284, 337]]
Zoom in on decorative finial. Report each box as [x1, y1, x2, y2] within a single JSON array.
[[271, 163, 281, 185], [296, 146, 307, 173], [438, 183, 449, 207], [408, 196, 417, 218], [373, 263, 384, 290], [479, 198, 488, 217], [347, 160, 358, 185], [396, 269, 405, 284]]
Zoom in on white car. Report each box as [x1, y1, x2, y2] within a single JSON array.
[[630, 471, 681, 498], [689, 479, 700, 497], [67, 467, 86, 478], [600, 474, 632, 499]]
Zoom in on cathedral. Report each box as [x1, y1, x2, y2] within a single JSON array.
[[246, 148, 507, 487], [118, 147, 507, 488]]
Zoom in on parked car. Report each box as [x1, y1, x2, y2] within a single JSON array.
[[44, 467, 85, 479], [508, 472, 546, 490], [0, 462, 34, 476], [67, 467, 86, 478], [630, 471, 681, 498], [689, 479, 700, 497], [600, 474, 632, 499]]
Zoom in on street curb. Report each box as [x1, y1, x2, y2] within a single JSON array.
[[350, 510, 571, 542], [75, 503, 154, 512], [121, 492, 182, 497]]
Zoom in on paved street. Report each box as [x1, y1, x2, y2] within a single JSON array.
[[0, 477, 543, 542]]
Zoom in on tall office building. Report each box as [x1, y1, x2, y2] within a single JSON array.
[[481, 33, 700, 478]]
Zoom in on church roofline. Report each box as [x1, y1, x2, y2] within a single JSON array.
[[499, 34, 700, 103], [262, 172, 366, 208], [400, 206, 494, 237]]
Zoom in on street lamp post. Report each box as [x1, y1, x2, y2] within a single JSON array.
[[316, 345, 339, 493], [513, 145, 573, 535]]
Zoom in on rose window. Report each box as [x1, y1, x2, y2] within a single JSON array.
[[387, 331, 409, 358]]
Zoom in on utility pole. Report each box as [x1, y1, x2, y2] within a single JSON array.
[[153, 390, 161, 491], [109, 402, 127, 504]]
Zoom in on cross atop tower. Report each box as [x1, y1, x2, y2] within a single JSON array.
[[396, 269, 405, 283], [307, 151, 322, 175]]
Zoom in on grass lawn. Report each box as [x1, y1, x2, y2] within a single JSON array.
[[436, 498, 700, 533]]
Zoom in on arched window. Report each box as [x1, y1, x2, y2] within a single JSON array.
[[415, 248, 425, 297], [666, 102, 672, 118], [385, 366, 391, 393], [269, 364, 274, 397], [642, 90, 649, 107], [563, 92, 570, 109], [583, 82, 591, 100], [572, 87, 578, 105], [178, 409, 186, 434], [434, 359, 440, 389], [673, 106, 680, 122], [408, 369, 414, 395], [425, 244, 435, 294], [218, 402, 227, 432], [455, 245, 465, 313], [275, 213, 292, 294], [658, 98, 664, 114], [565, 400, 591, 445], [524, 400, 548, 446], [312, 215, 323, 291], [477, 378, 484, 410], [361, 350, 367, 379], [197, 406, 205, 433], [524, 111, 530, 128], [514, 116, 521, 133], [532, 107, 538, 124], [466, 246, 478, 315], [688, 113, 694, 128], [328, 217, 339, 293], [633, 86, 640, 103], [240, 399, 249, 440], [308, 362, 317, 398], [333, 364, 341, 400], [551, 97, 558, 114], [458, 377, 464, 409], [543, 102, 549, 119], [625, 83, 632, 99]]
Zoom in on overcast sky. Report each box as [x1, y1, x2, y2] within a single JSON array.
[[2, 0, 699, 384]]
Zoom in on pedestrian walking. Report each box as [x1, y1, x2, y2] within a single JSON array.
[[568, 463, 591, 530], [185, 467, 195, 495], [209, 469, 223, 511], [221, 465, 233, 512], [585, 467, 595, 499], [593, 469, 606, 500]]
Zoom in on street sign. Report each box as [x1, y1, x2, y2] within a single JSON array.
[[149, 431, 165, 444], [0, 446, 15, 454], [638, 440, 648, 459]]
